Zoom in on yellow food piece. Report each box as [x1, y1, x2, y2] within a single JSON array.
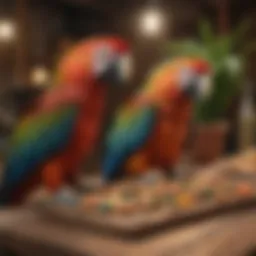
[[237, 183, 253, 197], [177, 193, 195, 208]]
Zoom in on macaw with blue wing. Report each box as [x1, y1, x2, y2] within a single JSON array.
[[0, 36, 132, 204], [103, 58, 212, 181]]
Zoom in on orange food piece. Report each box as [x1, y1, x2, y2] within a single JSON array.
[[237, 183, 253, 197]]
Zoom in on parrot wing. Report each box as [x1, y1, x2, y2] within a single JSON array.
[[102, 104, 157, 181], [0, 105, 79, 201]]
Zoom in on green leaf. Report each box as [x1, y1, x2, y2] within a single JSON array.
[[168, 40, 208, 59], [199, 20, 215, 47]]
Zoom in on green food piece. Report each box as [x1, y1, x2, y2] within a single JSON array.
[[150, 198, 162, 209], [98, 202, 113, 214], [162, 194, 174, 204], [199, 189, 215, 200], [121, 190, 137, 201]]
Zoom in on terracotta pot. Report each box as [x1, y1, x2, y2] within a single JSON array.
[[189, 121, 229, 164]]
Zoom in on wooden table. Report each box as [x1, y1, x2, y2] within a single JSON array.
[[0, 208, 256, 256], [2, 150, 256, 256]]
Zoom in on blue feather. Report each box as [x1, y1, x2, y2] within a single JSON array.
[[0, 105, 78, 203], [103, 106, 156, 181]]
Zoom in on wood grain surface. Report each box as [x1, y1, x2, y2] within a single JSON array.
[[1, 150, 256, 255], [0, 208, 256, 256], [33, 150, 256, 239]]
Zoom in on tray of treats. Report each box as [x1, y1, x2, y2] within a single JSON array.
[[36, 150, 256, 238]]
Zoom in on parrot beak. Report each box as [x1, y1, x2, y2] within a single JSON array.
[[197, 74, 212, 99], [119, 53, 133, 83], [194, 60, 213, 100], [94, 48, 133, 85]]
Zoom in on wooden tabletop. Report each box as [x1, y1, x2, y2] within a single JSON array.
[[0, 208, 256, 256], [2, 150, 256, 256]]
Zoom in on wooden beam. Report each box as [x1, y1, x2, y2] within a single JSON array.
[[14, 0, 30, 85], [216, 0, 230, 34]]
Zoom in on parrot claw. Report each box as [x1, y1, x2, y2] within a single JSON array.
[[139, 169, 166, 184], [52, 186, 80, 207], [26, 186, 52, 205], [173, 160, 194, 181]]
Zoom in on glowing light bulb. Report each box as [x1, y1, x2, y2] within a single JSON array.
[[139, 8, 166, 37], [0, 21, 15, 42], [30, 66, 50, 87]]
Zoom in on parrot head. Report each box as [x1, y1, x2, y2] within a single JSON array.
[[92, 37, 133, 85], [178, 58, 212, 100], [141, 58, 212, 107], [57, 36, 133, 88]]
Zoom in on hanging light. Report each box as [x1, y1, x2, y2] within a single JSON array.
[[139, 8, 165, 36], [30, 66, 50, 87], [137, 0, 167, 38], [0, 20, 15, 42]]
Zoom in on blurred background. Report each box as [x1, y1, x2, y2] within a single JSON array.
[[0, 1, 256, 256]]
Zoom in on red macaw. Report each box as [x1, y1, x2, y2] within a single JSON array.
[[102, 58, 212, 181], [0, 36, 132, 204]]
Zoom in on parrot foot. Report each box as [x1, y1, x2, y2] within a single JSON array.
[[25, 186, 52, 205], [172, 160, 194, 181], [139, 168, 166, 184], [51, 186, 80, 207], [42, 162, 65, 191]]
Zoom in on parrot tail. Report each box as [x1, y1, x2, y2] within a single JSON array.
[[102, 148, 126, 182], [0, 186, 11, 206]]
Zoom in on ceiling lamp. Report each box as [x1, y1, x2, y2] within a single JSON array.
[[0, 20, 15, 42], [138, 0, 167, 38]]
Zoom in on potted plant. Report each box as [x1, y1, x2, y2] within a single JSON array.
[[167, 20, 248, 163]]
